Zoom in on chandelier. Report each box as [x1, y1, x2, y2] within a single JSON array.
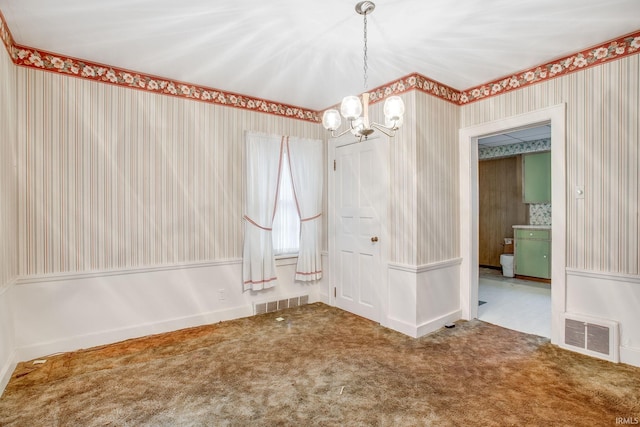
[[322, 1, 405, 140]]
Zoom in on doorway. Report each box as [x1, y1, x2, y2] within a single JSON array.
[[477, 125, 552, 337], [459, 104, 566, 345]]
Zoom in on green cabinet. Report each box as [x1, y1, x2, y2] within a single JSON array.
[[514, 228, 551, 279], [523, 151, 551, 203]]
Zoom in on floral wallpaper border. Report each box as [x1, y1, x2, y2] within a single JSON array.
[[0, 12, 320, 123], [321, 72, 461, 111], [368, 73, 461, 105], [478, 139, 551, 160], [0, 10, 14, 54], [460, 30, 640, 104], [11, 44, 322, 122], [1, 10, 639, 113]]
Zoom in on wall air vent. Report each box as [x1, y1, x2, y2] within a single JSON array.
[[562, 314, 619, 363], [253, 295, 309, 315]]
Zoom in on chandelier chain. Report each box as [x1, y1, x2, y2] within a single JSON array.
[[363, 12, 368, 90], [321, 2, 404, 141]]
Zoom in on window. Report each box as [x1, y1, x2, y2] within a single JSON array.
[[272, 145, 300, 256]]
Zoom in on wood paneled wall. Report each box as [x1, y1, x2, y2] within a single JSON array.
[[478, 156, 527, 267], [16, 68, 324, 276], [0, 44, 17, 289], [461, 54, 640, 275]]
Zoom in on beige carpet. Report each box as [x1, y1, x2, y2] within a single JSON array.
[[1, 302, 639, 426]]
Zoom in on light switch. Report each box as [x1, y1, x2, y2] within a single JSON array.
[[575, 186, 584, 199]]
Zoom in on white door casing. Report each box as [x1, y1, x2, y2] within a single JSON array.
[[458, 104, 566, 346], [329, 134, 389, 324]]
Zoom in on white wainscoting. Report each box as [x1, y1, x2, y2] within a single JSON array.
[[565, 269, 640, 367], [0, 281, 17, 397], [11, 258, 326, 363], [387, 258, 462, 338], [317, 252, 330, 305]]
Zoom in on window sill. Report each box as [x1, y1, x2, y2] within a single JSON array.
[[275, 254, 298, 266]]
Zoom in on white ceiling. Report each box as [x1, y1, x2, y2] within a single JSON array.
[[1, 0, 639, 110]]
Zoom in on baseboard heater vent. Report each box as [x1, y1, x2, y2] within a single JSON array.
[[254, 295, 309, 315], [563, 314, 619, 363]]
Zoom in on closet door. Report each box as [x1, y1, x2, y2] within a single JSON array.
[[331, 136, 387, 323]]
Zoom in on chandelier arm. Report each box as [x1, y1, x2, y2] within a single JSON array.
[[370, 122, 397, 137], [376, 117, 401, 131], [329, 127, 357, 139]]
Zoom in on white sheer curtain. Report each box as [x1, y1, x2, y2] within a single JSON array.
[[287, 137, 323, 281], [272, 143, 300, 255], [242, 132, 284, 291]]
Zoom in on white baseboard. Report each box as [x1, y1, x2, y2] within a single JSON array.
[[16, 305, 251, 362], [316, 292, 330, 305], [387, 309, 462, 339], [0, 278, 16, 398], [416, 309, 462, 337], [620, 345, 640, 368], [557, 344, 640, 368], [0, 351, 17, 398], [386, 316, 420, 338]]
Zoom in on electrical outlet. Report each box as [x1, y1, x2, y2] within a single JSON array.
[[218, 289, 225, 300]]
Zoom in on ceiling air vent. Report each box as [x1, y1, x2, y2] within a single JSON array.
[[562, 314, 619, 363]]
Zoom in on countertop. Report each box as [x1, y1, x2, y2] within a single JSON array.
[[512, 225, 551, 229]]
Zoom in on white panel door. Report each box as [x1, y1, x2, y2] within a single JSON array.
[[333, 137, 386, 323]]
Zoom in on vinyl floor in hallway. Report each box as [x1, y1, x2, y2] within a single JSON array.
[[478, 268, 551, 338]]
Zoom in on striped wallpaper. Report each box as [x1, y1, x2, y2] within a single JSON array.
[[415, 92, 460, 265], [375, 92, 418, 265], [16, 68, 323, 276], [5, 9, 639, 277], [369, 91, 460, 266], [461, 54, 640, 275], [0, 39, 17, 289]]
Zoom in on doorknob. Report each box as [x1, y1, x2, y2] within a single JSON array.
[[371, 236, 379, 242]]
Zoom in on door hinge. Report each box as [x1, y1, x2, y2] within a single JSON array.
[[333, 159, 336, 171]]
